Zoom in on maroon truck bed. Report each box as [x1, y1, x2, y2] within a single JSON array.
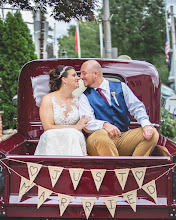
[[0, 58, 176, 219]]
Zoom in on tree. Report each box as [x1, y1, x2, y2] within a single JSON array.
[[58, 21, 100, 58], [0, 0, 99, 22], [0, 11, 37, 128], [153, 54, 169, 84], [109, 0, 169, 83], [0, 18, 5, 73], [110, 0, 165, 62]]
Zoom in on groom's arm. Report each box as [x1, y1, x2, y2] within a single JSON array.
[[79, 93, 107, 133]]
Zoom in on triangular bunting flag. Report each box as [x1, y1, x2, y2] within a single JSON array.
[[27, 162, 42, 183], [69, 168, 84, 190], [48, 166, 63, 188], [131, 167, 146, 188], [81, 197, 96, 219], [122, 190, 137, 212], [58, 193, 72, 216], [142, 180, 157, 203], [90, 169, 106, 191], [19, 177, 35, 198], [103, 196, 118, 217], [115, 168, 130, 190], [37, 186, 52, 209]]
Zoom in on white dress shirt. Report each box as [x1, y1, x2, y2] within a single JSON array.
[[79, 79, 151, 131]]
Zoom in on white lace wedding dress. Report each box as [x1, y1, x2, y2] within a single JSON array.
[[34, 96, 87, 156]]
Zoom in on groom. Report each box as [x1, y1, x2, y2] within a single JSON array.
[[79, 60, 159, 156]]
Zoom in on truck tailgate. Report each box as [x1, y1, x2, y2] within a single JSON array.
[[3, 155, 173, 219]]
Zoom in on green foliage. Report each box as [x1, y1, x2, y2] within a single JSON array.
[[152, 54, 170, 85], [109, 0, 169, 84], [0, 11, 37, 128], [160, 107, 176, 139], [0, 0, 99, 22], [0, 18, 5, 72], [110, 0, 165, 62], [58, 25, 78, 58], [58, 0, 169, 84], [58, 21, 100, 58]]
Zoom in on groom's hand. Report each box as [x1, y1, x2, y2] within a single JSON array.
[[143, 125, 153, 140], [103, 122, 121, 138]]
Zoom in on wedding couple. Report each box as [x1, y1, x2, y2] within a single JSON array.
[[34, 60, 159, 156]]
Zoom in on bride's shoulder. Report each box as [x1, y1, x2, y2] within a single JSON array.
[[41, 93, 54, 104]]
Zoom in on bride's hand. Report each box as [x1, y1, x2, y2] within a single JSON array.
[[75, 116, 91, 131]]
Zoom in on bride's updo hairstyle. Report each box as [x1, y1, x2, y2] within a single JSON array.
[[49, 65, 74, 92]]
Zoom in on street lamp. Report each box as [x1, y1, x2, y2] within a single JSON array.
[[61, 49, 67, 58]]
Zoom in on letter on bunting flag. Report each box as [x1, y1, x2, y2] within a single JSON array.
[[142, 180, 157, 203], [58, 193, 72, 216], [69, 168, 84, 190], [103, 195, 118, 218], [115, 168, 130, 190], [37, 186, 53, 209], [19, 177, 35, 198], [122, 190, 137, 212], [81, 197, 96, 219], [90, 169, 106, 191], [48, 166, 63, 188]]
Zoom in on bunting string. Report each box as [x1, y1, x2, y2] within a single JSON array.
[[1, 159, 175, 196], [0, 157, 175, 219], [6, 157, 175, 170], [0, 157, 175, 195]]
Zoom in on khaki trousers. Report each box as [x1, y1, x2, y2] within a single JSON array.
[[86, 127, 159, 156]]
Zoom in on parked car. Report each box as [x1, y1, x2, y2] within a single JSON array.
[[161, 84, 176, 107], [161, 84, 176, 99], [0, 58, 176, 219]]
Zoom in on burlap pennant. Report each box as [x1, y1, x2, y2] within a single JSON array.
[[131, 167, 146, 188], [115, 168, 130, 190], [90, 169, 106, 191], [48, 166, 63, 188], [142, 180, 157, 203], [122, 190, 137, 212], [19, 176, 35, 198], [27, 162, 42, 183], [37, 186, 53, 209], [69, 168, 84, 190], [103, 196, 118, 217], [81, 197, 96, 219], [58, 193, 72, 216]]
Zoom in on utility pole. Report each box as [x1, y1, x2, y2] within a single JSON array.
[[39, 12, 45, 59], [1, 7, 4, 20], [53, 23, 58, 58], [171, 6, 176, 90], [33, 9, 48, 59], [103, 0, 112, 58], [99, 20, 103, 58]]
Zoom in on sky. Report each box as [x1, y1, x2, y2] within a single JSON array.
[[0, 7, 75, 38], [0, 1, 102, 41], [166, 0, 176, 10], [0, 0, 175, 44]]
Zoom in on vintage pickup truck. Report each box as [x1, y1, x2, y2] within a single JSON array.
[[0, 58, 176, 219]]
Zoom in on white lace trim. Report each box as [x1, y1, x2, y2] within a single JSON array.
[[51, 96, 79, 125]]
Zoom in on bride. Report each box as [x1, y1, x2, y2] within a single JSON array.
[[34, 65, 90, 156]]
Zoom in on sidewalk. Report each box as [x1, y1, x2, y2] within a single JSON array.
[[0, 129, 17, 142]]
